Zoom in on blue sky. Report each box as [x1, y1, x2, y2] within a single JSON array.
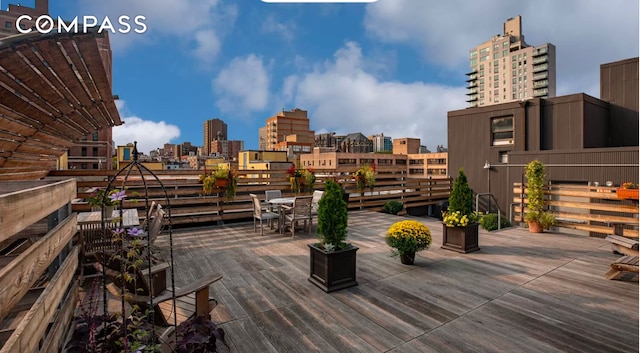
[[14, 0, 638, 154]]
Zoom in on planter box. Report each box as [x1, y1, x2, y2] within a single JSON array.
[[616, 188, 639, 200], [308, 244, 358, 292], [441, 223, 480, 253]]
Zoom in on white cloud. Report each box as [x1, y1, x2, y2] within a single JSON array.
[[112, 101, 181, 154], [261, 15, 296, 42], [213, 54, 270, 115], [364, 0, 639, 97], [193, 29, 221, 62], [286, 42, 464, 149], [75, 0, 236, 61]]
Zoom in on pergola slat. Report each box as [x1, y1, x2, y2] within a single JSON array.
[[0, 30, 122, 176]]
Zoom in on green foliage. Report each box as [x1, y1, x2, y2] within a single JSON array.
[[383, 200, 404, 215], [524, 160, 555, 228], [448, 169, 473, 215], [479, 213, 511, 231], [316, 180, 349, 250], [525, 160, 546, 214], [385, 220, 432, 257]]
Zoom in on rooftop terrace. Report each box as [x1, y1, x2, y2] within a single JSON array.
[[156, 210, 638, 353]]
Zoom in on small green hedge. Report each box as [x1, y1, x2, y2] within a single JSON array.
[[383, 200, 404, 215], [479, 213, 511, 231]]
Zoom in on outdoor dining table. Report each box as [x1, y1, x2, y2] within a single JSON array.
[[267, 197, 295, 233]]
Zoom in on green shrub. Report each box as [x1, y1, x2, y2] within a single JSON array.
[[479, 213, 511, 231], [449, 169, 473, 215], [383, 200, 404, 215], [316, 180, 349, 251]]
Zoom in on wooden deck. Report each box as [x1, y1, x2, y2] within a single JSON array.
[[155, 211, 639, 353]]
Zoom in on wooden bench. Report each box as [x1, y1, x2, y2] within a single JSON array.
[[605, 255, 639, 280], [605, 234, 639, 257]]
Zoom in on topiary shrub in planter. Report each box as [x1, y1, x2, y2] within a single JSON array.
[[383, 200, 404, 215], [308, 180, 358, 292], [441, 169, 480, 253], [524, 160, 556, 233]]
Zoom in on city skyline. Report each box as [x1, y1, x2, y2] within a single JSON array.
[[24, 0, 639, 154]]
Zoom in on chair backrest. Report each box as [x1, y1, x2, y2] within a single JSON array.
[[250, 193, 262, 217], [265, 190, 282, 202], [312, 190, 324, 212], [148, 204, 165, 245], [293, 196, 313, 217]]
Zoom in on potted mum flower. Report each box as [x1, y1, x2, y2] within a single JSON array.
[[385, 220, 432, 265]]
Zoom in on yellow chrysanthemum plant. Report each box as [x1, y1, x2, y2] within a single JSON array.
[[385, 220, 432, 257]]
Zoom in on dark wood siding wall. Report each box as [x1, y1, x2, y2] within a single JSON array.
[[448, 62, 638, 216], [601, 58, 639, 147]]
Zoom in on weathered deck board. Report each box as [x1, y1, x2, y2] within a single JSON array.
[[156, 211, 638, 352]]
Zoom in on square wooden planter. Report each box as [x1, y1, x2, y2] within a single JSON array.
[[441, 223, 480, 253], [616, 188, 639, 200], [308, 244, 358, 292]]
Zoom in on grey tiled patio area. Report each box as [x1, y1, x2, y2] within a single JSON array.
[[156, 211, 638, 353]]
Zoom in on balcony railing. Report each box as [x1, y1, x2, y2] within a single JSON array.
[[532, 56, 548, 65], [533, 88, 549, 96], [533, 80, 548, 88], [532, 72, 548, 81], [532, 64, 548, 73], [50, 169, 452, 225], [532, 47, 548, 56]]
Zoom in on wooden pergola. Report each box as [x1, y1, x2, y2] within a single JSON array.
[[0, 29, 122, 180]]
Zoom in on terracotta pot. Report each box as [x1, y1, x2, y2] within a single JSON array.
[[616, 188, 639, 200], [215, 179, 228, 188], [400, 252, 415, 265], [528, 221, 543, 233]]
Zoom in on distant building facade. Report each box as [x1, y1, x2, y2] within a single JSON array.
[[369, 133, 393, 152], [300, 147, 448, 179], [467, 15, 556, 107], [340, 133, 373, 153], [210, 140, 244, 161], [393, 138, 421, 155], [203, 118, 228, 156]]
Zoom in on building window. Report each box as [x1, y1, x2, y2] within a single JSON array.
[[93, 163, 99, 169], [93, 147, 98, 156], [81, 163, 88, 169], [81, 147, 87, 156], [491, 116, 514, 146], [92, 132, 99, 141], [5, 21, 12, 28]]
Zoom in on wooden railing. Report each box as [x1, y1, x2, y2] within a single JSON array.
[[0, 179, 78, 353], [48, 169, 452, 225], [513, 183, 639, 238]]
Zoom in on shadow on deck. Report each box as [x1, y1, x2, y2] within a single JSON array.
[[155, 210, 638, 353]]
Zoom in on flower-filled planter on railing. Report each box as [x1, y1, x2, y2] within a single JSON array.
[[288, 165, 315, 194], [617, 182, 639, 200], [200, 166, 237, 200], [355, 164, 375, 193]]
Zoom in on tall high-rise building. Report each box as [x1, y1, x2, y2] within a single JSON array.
[[203, 118, 228, 156], [466, 15, 556, 107]]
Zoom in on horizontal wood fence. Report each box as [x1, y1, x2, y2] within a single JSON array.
[[48, 169, 452, 225], [513, 183, 639, 238], [0, 180, 78, 353]]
